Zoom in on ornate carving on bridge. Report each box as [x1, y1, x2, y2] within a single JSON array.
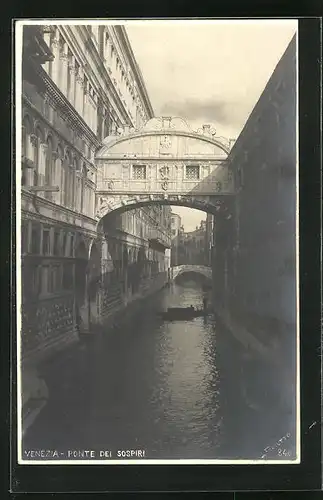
[[160, 135, 172, 149], [159, 165, 170, 179], [96, 196, 114, 219]]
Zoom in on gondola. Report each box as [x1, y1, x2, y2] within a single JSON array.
[[157, 306, 207, 321]]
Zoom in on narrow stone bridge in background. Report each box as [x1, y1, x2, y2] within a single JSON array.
[[170, 264, 212, 281]]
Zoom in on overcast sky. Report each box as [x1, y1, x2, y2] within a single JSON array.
[[126, 20, 297, 231]]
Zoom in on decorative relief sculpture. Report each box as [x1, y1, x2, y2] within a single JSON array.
[[160, 135, 172, 149], [159, 165, 170, 179], [30, 134, 38, 147], [107, 180, 114, 190], [96, 196, 112, 218]]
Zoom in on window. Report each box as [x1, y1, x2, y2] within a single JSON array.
[[21, 221, 28, 253], [42, 228, 50, 255], [45, 136, 53, 200], [58, 36, 66, 90], [22, 116, 32, 185], [133, 165, 146, 180], [53, 231, 60, 256], [74, 60, 79, 103], [186, 165, 200, 180], [67, 49, 73, 100], [31, 265, 41, 295], [62, 232, 67, 257], [63, 263, 74, 290], [70, 234, 74, 257], [50, 265, 61, 293], [33, 127, 44, 186], [83, 76, 88, 117], [31, 224, 40, 254], [75, 175, 82, 212], [41, 265, 50, 294]]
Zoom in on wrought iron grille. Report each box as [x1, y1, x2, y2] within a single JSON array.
[[132, 165, 146, 180], [186, 165, 200, 180]]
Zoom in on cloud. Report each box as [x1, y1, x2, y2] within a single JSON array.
[[160, 98, 247, 127]]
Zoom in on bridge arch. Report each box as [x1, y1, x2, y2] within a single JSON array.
[[171, 265, 212, 281], [95, 195, 226, 223]]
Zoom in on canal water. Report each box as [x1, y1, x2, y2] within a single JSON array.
[[23, 278, 295, 461]]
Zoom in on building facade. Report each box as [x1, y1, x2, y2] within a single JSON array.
[[20, 24, 172, 365], [170, 212, 183, 266], [176, 220, 209, 266]]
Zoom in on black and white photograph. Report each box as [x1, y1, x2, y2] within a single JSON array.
[[16, 19, 299, 464]]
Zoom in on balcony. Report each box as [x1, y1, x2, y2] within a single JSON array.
[[148, 229, 171, 250]]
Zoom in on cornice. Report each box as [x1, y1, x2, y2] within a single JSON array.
[[96, 156, 227, 162], [21, 189, 97, 226], [97, 130, 231, 157]]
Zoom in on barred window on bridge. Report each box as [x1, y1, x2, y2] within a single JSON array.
[[186, 165, 200, 180], [132, 165, 146, 180]]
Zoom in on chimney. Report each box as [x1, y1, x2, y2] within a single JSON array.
[[202, 124, 211, 134], [124, 125, 130, 134]]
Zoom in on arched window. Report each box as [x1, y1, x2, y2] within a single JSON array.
[[69, 157, 77, 210], [33, 126, 44, 186], [62, 150, 71, 207], [21, 115, 32, 186], [56, 145, 63, 205], [58, 36, 66, 91], [45, 136, 53, 199], [22, 115, 32, 157], [81, 164, 87, 213], [75, 160, 82, 213], [63, 151, 75, 209]]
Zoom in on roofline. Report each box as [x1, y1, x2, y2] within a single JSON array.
[[96, 129, 231, 157], [116, 25, 154, 119]]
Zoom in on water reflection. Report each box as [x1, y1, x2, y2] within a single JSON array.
[[23, 278, 294, 460]]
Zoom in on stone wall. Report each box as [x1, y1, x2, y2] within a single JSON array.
[[213, 34, 297, 331], [96, 271, 168, 329], [211, 35, 297, 428], [230, 35, 297, 328]]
